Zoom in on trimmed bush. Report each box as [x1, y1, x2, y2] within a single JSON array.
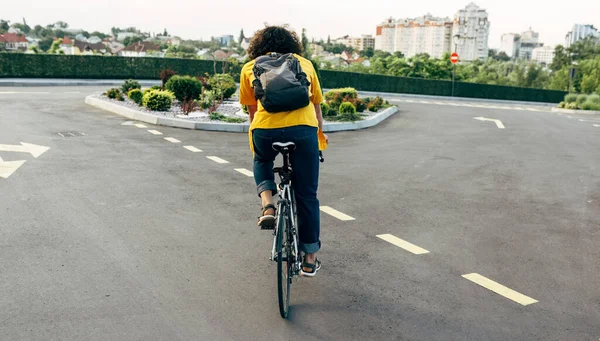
[[339, 102, 357, 114], [367, 96, 385, 112], [587, 94, 600, 105], [566, 102, 578, 110], [581, 101, 600, 111], [142, 89, 174, 111], [576, 94, 588, 107], [320, 102, 330, 117], [325, 87, 358, 101], [165, 75, 203, 102], [353, 98, 367, 112], [106, 88, 121, 99], [121, 79, 141, 94], [565, 93, 578, 103], [128, 88, 143, 105], [557, 101, 566, 108], [208, 74, 237, 99]]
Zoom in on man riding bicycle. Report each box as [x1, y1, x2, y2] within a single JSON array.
[[239, 25, 328, 277]]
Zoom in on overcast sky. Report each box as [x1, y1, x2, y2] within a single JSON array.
[[3, 0, 599, 48]]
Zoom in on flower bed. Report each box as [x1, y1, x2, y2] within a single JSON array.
[[557, 93, 600, 111]]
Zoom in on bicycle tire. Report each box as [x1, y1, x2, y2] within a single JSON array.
[[276, 201, 291, 318]]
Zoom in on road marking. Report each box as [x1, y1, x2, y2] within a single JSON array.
[[0, 142, 50, 158], [376, 234, 429, 255], [594, 124, 600, 127], [320, 206, 355, 221], [0, 156, 27, 179], [433, 101, 445, 105], [474, 117, 505, 129], [184, 146, 202, 152], [134, 123, 147, 128], [0, 91, 50, 94], [513, 107, 526, 111], [462, 273, 538, 306], [121, 121, 136, 126], [148, 130, 163, 135], [405, 99, 416, 103], [526, 108, 540, 111], [419, 100, 431, 104], [235, 168, 254, 177], [206, 156, 229, 164], [64, 91, 81, 94], [164, 137, 181, 143]]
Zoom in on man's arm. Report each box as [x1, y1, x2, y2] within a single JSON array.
[[314, 103, 323, 133], [248, 105, 258, 123]]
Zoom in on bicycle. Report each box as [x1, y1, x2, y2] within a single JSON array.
[[269, 141, 324, 319]]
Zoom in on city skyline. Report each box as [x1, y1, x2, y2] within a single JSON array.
[[2, 0, 599, 49]]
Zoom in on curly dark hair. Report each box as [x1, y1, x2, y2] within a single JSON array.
[[247, 25, 303, 60]]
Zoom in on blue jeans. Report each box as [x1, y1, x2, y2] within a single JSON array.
[[252, 125, 321, 254]]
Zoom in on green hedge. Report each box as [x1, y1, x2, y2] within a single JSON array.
[[0, 54, 567, 103], [319, 70, 567, 103], [0, 54, 223, 79]]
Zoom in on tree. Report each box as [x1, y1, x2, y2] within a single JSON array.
[[496, 52, 511, 62], [163, 28, 168, 36], [82, 31, 90, 38], [394, 51, 405, 59], [239, 29, 245, 44], [123, 36, 143, 46], [38, 37, 54, 51], [11, 23, 31, 34], [49, 38, 62, 54], [54, 21, 68, 29], [0, 20, 9, 34], [301, 28, 309, 57], [91, 31, 107, 39], [55, 30, 65, 38], [327, 35, 331, 45]]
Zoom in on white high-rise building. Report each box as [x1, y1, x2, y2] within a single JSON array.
[[375, 14, 453, 58], [500, 33, 521, 59], [565, 24, 599, 47], [451, 3, 490, 61], [532, 46, 555, 65]]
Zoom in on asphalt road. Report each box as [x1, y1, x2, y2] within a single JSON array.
[[1, 87, 599, 341]]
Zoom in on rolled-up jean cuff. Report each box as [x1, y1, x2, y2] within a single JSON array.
[[299, 240, 321, 254], [257, 180, 277, 197]]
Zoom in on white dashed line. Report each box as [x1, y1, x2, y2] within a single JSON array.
[[433, 101, 445, 105], [594, 124, 600, 127], [148, 130, 163, 135], [134, 123, 147, 128], [462, 273, 538, 306], [164, 137, 181, 143], [206, 156, 229, 164], [235, 168, 254, 177], [184, 146, 202, 152], [320, 206, 355, 221], [376, 234, 430, 255]]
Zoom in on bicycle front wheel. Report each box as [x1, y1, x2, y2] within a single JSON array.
[[276, 202, 291, 319]]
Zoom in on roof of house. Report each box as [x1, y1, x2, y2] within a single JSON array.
[[121, 41, 161, 52], [74, 40, 107, 52], [0, 33, 29, 43], [56, 37, 73, 45]]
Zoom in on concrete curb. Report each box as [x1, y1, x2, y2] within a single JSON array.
[[85, 95, 397, 133], [551, 107, 600, 115]]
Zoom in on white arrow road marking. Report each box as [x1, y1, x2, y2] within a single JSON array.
[[474, 117, 505, 129], [0, 142, 50, 158], [0, 156, 27, 179]]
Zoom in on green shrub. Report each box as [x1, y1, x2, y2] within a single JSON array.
[[208, 74, 237, 99], [209, 112, 246, 123], [241, 104, 249, 114], [353, 99, 367, 112], [339, 102, 357, 114], [581, 101, 600, 111], [224, 117, 246, 123], [142, 89, 174, 111], [367, 96, 385, 112], [324, 87, 358, 101], [564, 93, 578, 103], [165, 75, 203, 102], [121, 79, 141, 94], [199, 90, 220, 110], [105, 88, 121, 99], [128, 89, 143, 105], [566, 102, 578, 110], [320, 102, 330, 116], [557, 101, 566, 108], [576, 94, 588, 107], [209, 112, 226, 121], [587, 94, 600, 105]]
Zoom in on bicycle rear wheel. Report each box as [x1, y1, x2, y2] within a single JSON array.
[[276, 202, 291, 318]]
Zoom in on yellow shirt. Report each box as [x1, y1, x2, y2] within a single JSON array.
[[239, 54, 324, 153]]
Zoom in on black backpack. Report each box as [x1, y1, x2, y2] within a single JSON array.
[[252, 53, 311, 113]]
